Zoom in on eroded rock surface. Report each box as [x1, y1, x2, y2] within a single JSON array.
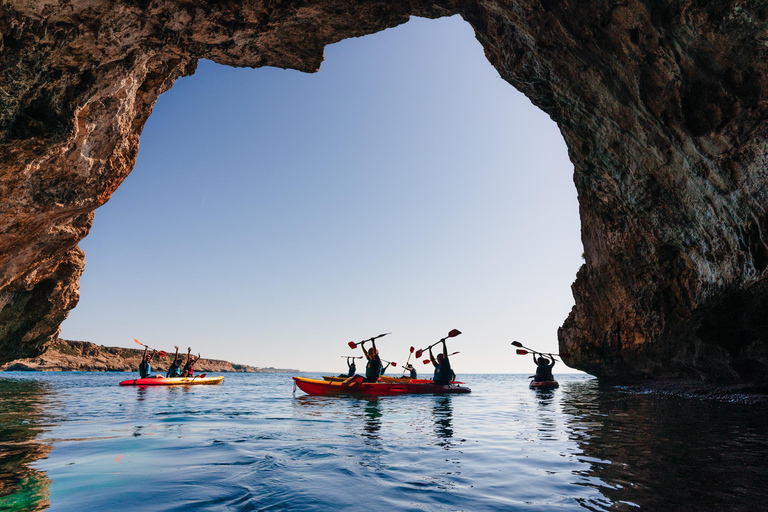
[[2, 1, 768, 383]]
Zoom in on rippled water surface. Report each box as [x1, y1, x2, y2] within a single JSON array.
[[1, 372, 767, 511]]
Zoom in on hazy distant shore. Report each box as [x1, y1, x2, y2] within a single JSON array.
[[0, 339, 298, 373]]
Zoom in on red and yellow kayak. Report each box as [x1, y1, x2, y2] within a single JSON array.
[[294, 376, 470, 396], [119, 375, 224, 386]]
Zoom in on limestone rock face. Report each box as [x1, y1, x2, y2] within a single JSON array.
[[2, 1, 768, 383]]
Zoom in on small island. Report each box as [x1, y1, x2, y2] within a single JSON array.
[[0, 339, 298, 373]]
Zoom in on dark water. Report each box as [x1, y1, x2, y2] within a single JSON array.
[[1, 372, 766, 511]]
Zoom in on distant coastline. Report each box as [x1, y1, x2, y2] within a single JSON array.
[[0, 339, 298, 373]]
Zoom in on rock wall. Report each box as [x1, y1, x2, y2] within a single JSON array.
[[2, 1, 768, 383]]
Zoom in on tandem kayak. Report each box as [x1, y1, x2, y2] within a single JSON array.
[[323, 375, 419, 384], [119, 375, 224, 386], [529, 380, 559, 390], [294, 376, 470, 396]]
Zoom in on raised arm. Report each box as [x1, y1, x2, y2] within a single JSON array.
[[429, 346, 438, 366]]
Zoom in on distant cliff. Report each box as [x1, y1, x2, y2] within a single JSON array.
[[0, 339, 297, 373]]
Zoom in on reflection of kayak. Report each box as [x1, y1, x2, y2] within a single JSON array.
[[119, 376, 224, 386], [529, 380, 559, 389], [294, 376, 471, 396]]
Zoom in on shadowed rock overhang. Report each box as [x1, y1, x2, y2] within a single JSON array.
[[2, 0, 768, 383]]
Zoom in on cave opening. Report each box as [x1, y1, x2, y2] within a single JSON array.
[[59, 16, 583, 373]]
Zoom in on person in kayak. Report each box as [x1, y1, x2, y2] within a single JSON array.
[[346, 357, 356, 377], [405, 363, 417, 379], [343, 339, 382, 385], [182, 347, 201, 377], [166, 346, 183, 378], [138, 347, 157, 378], [532, 353, 556, 382], [429, 339, 453, 385]]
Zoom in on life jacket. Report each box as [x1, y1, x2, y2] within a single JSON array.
[[365, 355, 382, 381], [534, 362, 554, 382], [167, 362, 182, 378], [139, 361, 150, 378], [433, 358, 452, 385]]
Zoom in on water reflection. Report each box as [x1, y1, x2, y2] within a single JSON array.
[[0, 378, 54, 511], [360, 398, 382, 440], [432, 395, 453, 447], [561, 379, 768, 510]]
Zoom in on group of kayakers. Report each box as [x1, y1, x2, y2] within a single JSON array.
[[340, 336, 456, 385], [139, 345, 200, 378]]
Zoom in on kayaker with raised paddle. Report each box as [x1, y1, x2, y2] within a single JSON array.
[[343, 338, 382, 385], [532, 352, 556, 382], [166, 346, 183, 378], [346, 357, 356, 377], [182, 347, 201, 377], [139, 347, 157, 378], [429, 339, 453, 385]]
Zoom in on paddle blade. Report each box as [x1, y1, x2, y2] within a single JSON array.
[[423, 359, 431, 364], [347, 341, 357, 349], [414, 349, 423, 358], [134, 339, 143, 346], [511, 341, 523, 348], [410, 346, 414, 353], [516, 349, 528, 355], [198, 374, 206, 378], [158, 351, 166, 357], [391, 362, 397, 367], [447, 329, 461, 338]]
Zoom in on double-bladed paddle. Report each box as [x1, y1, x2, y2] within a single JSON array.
[[511, 341, 569, 361], [134, 338, 166, 357], [414, 329, 461, 359], [422, 351, 459, 364], [347, 332, 391, 349]]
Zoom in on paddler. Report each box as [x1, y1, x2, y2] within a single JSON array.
[[139, 347, 157, 378], [182, 347, 201, 377], [429, 339, 453, 385], [532, 352, 556, 382], [346, 357, 356, 377], [405, 364, 417, 379], [342, 338, 382, 385], [166, 345, 183, 378]]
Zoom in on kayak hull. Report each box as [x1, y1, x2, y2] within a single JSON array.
[[529, 380, 559, 390], [294, 376, 470, 396], [119, 376, 224, 386]]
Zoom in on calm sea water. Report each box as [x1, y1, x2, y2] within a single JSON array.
[[1, 372, 767, 511]]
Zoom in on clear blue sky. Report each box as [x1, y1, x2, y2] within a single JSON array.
[[60, 15, 584, 374]]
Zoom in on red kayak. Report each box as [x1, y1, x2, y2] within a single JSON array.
[[293, 376, 471, 396], [529, 380, 559, 390]]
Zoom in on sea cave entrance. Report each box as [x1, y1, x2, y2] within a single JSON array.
[[59, 16, 582, 374]]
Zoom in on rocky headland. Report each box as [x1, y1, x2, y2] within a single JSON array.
[[2, 1, 768, 385], [0, 339, 296, 373]]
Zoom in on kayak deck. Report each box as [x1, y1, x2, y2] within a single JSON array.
[[294, 376, 470, 396], [529, 380, 559, 389], [119, 375, 224, 386]]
